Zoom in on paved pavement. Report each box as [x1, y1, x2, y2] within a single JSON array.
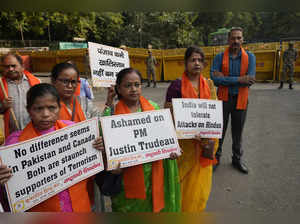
[[93, 82, 300, 212]]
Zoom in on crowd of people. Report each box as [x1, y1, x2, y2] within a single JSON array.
[[0, 27, 256, 212]]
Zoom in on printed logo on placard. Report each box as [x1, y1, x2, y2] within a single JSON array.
[[13, 200, 25, 212], [109, 160, 116, 169]]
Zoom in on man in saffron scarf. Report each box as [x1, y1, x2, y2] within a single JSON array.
[[164, 46, 218, 211], [0, 53, 40, 138], [210, 27, 256, 174]]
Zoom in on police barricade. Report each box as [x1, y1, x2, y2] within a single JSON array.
[[127, 48, 163, 82], [56, 49, 89, 77], [244, 42, 279, 52], [252, 49, 277, 82], [163, 48, 185, 81], [31, 51, 58, 73], [163, 48, 214, 81], [213, 45, 227, 56]]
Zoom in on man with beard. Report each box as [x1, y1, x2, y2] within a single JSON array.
[[0, 53, 40, 137], [210, 27, 256, 174]]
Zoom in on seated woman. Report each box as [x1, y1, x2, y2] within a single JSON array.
[[100, 68, 181, 212], [0, 83, 104, 212]]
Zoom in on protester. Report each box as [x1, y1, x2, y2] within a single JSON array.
[[51, 62, 100, 122], [164, 46, 218, 211], [64, 60, 94, 100], [50, 62, 102, 210], [210, 27, 256, 174], [80, 77, 94, 100], [0, 83, 104, 212], [99, 67, 181, 212], [146, 50, 157, 88], [0, 53, 40, 138], [278, 41, 298, 90]]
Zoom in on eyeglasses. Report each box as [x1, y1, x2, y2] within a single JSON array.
[[188, 58, 204, 63], [57, 78, 80, 86], [122, 82, 142, 89]]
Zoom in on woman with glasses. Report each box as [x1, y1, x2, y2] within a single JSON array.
[[164, 46, 218, 211], [100, 67, 181, 212], [51, 62, 102, 211], [51, 62, 100, 122]]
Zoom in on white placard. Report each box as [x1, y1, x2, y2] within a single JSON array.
[[0, 118, 104, 212], [100, 109, 181, 170], [172, 98, 223, 139], [88, 42, 130, 87]]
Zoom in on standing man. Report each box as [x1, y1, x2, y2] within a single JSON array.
[[210, 27, 256, 174], [146, 49, 157, 88], [0, 53, 40, 138], [80, 77, 94, 100], [278, 42, 298, 90]]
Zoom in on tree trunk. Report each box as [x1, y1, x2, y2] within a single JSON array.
[[19, 23, 25, 47], [48, 21, 51, 42]]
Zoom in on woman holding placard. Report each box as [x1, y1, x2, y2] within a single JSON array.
[[164, 46, 218, 211], [100, 67, 181, 212], [0, 83, 104, 212], [51, 62, 103, 210]]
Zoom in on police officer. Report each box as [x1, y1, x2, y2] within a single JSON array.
[[279, 42, 298, 90], [146, 49, 157, 88]]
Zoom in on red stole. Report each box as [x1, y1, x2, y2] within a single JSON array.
[[218, 47, 249, 110], [115, 96, 165, 212]]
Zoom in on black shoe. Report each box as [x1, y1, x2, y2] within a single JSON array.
[[289, 84, 293, 90], [278, 82, 283, 89], [153, 83, 157, 88], [213, 156, 220, 172], [232, 160, 248, 174]]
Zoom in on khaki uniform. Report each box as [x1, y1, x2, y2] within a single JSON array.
[[146, 54, 157, 84], [281, 47, 298, 83]]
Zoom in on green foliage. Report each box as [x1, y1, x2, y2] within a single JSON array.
[[1, 11, 300, 48]]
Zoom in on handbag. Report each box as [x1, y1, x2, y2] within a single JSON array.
[[201, 139, 215, 160], [95, 171, 123, 196]]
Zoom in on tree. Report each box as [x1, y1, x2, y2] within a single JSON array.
[[193, 12, 231, 46]]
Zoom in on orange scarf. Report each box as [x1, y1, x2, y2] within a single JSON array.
[[58, 96, 96, 205], [114, 96, 165, 212], [0, 70, 40, 138], [181, 72, 217, 167], [19, 121, 91, 212], [59, 96, 86, 122], [218, 47, 249, 110]]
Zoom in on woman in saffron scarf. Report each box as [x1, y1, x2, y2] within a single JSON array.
[[164, 46, 218, 211], [51, 62, 101, 122], [0, 83, 104, 212], [101, 68, 181, 212], [51, 62, 102, 210]]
